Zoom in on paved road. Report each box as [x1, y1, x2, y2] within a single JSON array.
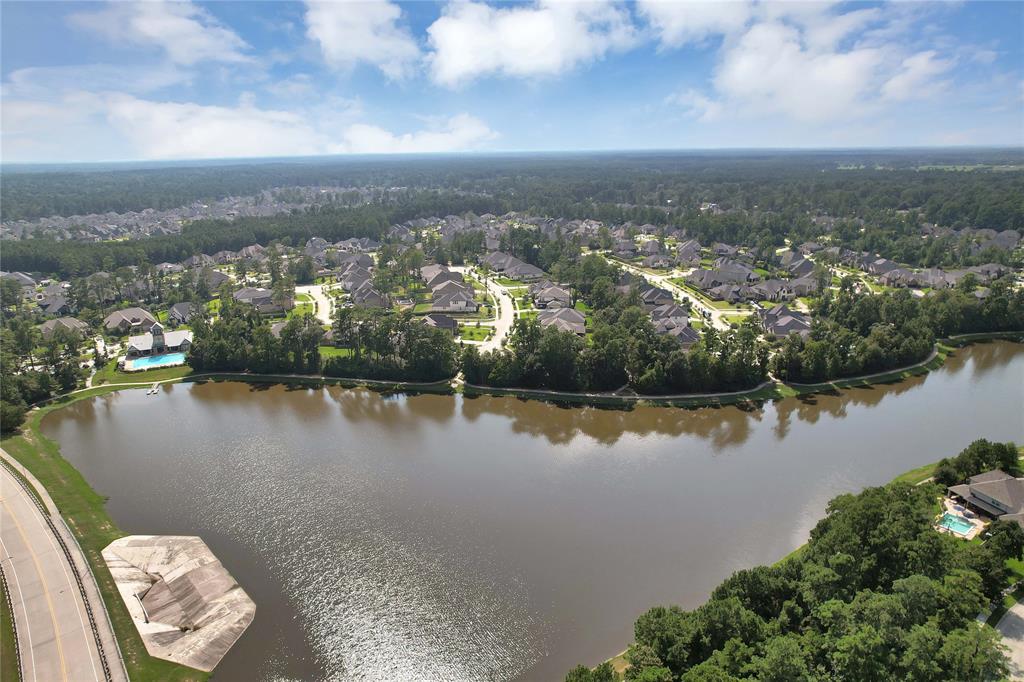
[[296, 283, 336, 325], [0, 449, 127, 682], [452, 267, 516, 351], [608, 257, 738, 331], [1, 464, 104, 681], [997, 602, 1024, 680]]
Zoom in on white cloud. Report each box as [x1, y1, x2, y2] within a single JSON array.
[[881, 50, 955, 102], [304, 0, 420, 79], [638, 0, 752, 48], [427, 0, 637, 87], [1, 87, 496, 162], [332, 113, 496, 153], [711, 21, 885, 123], [665, 89, 721, 122], [68, 1, 251, 66]]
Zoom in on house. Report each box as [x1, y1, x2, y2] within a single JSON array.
[[233, 287, 274, 306], [948, 470, 1024, 528], [1, 271, 37, 289], [39, 317, 90, 339], [711, 242, 739, 257], [865, 258, 899, 276], [422, 313, 457, 332], [653, 318, 700, 348], [37, 295, 70, 316], [125, 322, 192, 358], [650, 302, 690, 322], [155, 262, 185, 275], [640, 240, 662, 256], [614, 239, 638, 257], [420, 264, 449, 283], [537, 308, 586, 335], [103, 307, 157, 333], [505, 261, 546, 281], [637, 284, 675, 308], [426, 270, 465, 290], [532, 283, 573, 309], [168, 302, 197, 326], [879, 268, 916, 288], [761, 304, 811, 338], [212, 250, 237, 264], [787, 257, 816, 278], [431, 281, 478, 313], [197, 268, 230, 291], [643, 254, 673, 269], [351, 282, 388, 308], [676, 239, 702, 265], [752, 280, 793, 302], [789, 277, 820, 297], [709, 284, 758, 303], [183, 254, 215, 269]]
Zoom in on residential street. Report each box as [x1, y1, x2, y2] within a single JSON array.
[[295, 283, 335, 325], [451, 266, 515, 351], [0, 451, 125, 682], [608, 257, 737, 331]]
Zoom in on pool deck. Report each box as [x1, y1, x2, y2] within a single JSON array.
[[935, 498, 986, 540], [123, 354, 187, 373]]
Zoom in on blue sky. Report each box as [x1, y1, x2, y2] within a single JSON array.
[[2, 0, 1021, 163]]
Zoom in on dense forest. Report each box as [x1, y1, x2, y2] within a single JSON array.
[[567, 439, 1023, 682], [771, 276, 1024, 383]]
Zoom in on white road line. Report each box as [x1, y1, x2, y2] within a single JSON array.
[[0, 533, 37, 682], [22, 486, 101, 681]]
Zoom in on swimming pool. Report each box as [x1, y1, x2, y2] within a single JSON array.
[[938, 512, 974, 535], [128, 352, 186, 371]]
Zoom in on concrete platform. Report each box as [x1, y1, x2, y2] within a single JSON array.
[[102, 535, 255, 672]]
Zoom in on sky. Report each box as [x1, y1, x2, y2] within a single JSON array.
[[1, 0, 1022, 163]]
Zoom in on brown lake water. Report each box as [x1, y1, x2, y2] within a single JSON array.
[[42, 342, 1024, 681]]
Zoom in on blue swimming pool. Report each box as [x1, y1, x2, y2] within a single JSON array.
[[129, 352, 186, 370], [939, 512, 974, 535]]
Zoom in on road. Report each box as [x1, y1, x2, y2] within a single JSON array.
[[0, 456, 113, 682], [608, 257, 737, 331], [451, 266, 516, 351], [996, 602, 1024, 680], [296, 283, 336, 325]]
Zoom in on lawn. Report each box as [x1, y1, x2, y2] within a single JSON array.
[[0, 578, 17, 682], [457, 325, 491, 341], [1, 390, 209, 682], [288, 300, 315, 318], [318, 345, 353, 358], [92, 362, 194, 386], [495, 277, 526, 287]]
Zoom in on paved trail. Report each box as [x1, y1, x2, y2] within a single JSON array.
[[997, 602, 1024, 680], [0, 449, 126, 682]]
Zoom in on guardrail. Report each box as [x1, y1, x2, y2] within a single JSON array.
[[0, 457, 122, 681], [0, 559, 25, 682]]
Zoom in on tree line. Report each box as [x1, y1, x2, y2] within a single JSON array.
[[771, 277, 1024, 383], [567, 439, 1022, 682]]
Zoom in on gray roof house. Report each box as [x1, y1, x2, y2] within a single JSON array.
[[39, 317, 90, 338], [168, 302, 197, 326], [537, 308, 586, 335], [949, 470, 1024, 528], [761, 304, 811, 338], [103, 307, 157, 333], [422, 313, 458, 332], [126, 322, 193, 358]]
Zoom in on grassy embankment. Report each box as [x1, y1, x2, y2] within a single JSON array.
[[1, 386, 209, 682], [1, 578, 18, 682]]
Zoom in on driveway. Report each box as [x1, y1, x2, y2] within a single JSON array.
[[997, 602, 1024, 679]]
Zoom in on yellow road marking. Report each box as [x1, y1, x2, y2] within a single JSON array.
[[1, 496, 69, 681]]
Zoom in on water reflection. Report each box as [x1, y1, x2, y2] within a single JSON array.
[[39, 342, 1024, 682]]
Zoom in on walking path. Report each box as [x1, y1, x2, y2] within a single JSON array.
[[0, 449, 127, 682]]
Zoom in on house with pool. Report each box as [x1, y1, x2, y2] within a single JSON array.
[[120, 322, 193, 372], [940, 470, 1024, 539]]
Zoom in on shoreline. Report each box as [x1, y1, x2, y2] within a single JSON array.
[[2, 333, 1020, 681]]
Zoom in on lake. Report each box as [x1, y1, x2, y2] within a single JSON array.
[[42, 341, 1024, 681]]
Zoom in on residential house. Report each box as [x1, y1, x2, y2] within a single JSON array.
[[640, 240, 662, 256], [233, 287, 289, 314], [39, 317, 90, 338], [948, 470, 1024, 528], [614, 239, 638, 258], [422, 313, 457, 332], [183, 254, 215, 269], [676, 239, 702, 265], [537, 308, 586, 335], [1, 271, 37, 289], [711, 242, 739, 257], [125, 322, 193, 358], [103, 307, 157, 334], [752, 279, 793, 302], [168, 302, 196, 326], [643, 254, 673, 269], [351, 282, 388, 308], [531, 282, 573, 308], [37, 295, 70, 316], [761, 304, 811, 338]]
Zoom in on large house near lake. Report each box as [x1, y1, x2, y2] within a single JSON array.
[[126, 322, 193, 359], [948, 471, 1024, 528], [104, 307, 158, 333]]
